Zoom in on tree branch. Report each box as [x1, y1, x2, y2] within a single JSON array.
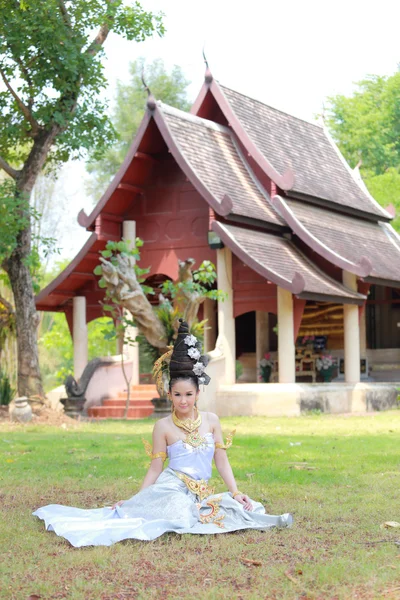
[[57, 0, 72, 28], [0, 69, 39, 136], [85, 0, 114, 57], [0, 155, 19, 179]]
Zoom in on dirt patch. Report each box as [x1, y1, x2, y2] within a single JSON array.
[[0, 405, 78, 427]]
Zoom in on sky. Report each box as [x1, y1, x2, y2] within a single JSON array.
[[57, 0, 400, 264]]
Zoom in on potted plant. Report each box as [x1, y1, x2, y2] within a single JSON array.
[[259, 353, 273, 383], [316, 354, 337, 382]]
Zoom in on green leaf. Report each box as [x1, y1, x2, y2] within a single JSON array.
[[93, 265, 103, 276]]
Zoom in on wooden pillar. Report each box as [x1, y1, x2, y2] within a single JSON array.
[[123, 221, 139, 386], [277, 287, 295, 383], [217, 247, 236, 385], [73, 296, 88, 380], [360, 306, 367, 356], [203, 298, 217, 353], [256, 311, 269, 367], [343, 271, 360, 383]]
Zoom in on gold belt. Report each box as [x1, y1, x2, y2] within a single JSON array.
[[173, 470, 214, 501]]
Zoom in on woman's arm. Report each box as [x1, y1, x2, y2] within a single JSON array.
[[210, 413, 253, 511], [112, 420, 167, 508], [139, 420, 167, 491]]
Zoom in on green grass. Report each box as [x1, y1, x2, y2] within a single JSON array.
[[1, 412, 400, 599]]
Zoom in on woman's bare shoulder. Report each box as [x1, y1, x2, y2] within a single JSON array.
[[153, 415, 172, 433]]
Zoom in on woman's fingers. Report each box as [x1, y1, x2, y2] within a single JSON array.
[[112, 500, 124, 509]]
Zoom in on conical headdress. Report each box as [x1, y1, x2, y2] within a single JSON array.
[[152, 318, 211, 395]]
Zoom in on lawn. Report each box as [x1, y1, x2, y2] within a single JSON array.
[[1, 411, 400, 600]]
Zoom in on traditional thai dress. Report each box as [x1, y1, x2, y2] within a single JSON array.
[[33, 432, 292, 547]]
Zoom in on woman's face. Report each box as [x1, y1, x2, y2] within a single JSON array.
[[170, 379, 199, 415]]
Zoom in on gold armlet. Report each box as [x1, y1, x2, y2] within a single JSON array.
[[215, 429, 236, 450], [142, 438, 167, 462]]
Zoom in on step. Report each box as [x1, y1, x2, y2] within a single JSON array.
[[102, 398, 154, 408], [131, 384, 157, 391], [116, 391, 157, 400], [370, 363, 400, 372], [87, 405, 154, 419]]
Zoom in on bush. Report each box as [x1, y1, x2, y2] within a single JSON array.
[[0, 370, 15, 405], [236, 360, 243, 381]]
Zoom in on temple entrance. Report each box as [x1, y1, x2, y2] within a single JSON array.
[[365, 285, 400, 381], [235, 311, 278, 382]]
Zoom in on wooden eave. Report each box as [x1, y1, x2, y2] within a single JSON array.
[[271, 194, 373, 277], [212, 221, 366, 305]]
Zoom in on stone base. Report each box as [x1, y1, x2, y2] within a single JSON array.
[[205, 382, 399, 417]]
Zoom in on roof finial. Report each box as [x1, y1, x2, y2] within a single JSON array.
[[141, 67, 151, 96], [203, 45, 213, 84], [141, 67, 156, 111]]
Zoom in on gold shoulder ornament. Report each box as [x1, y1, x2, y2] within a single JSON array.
[[142, 438, 167, 462], [215, 429, 236, 450]]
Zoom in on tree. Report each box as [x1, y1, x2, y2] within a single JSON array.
[[86, 58, 191, 199], [0, 1, 164, 398], [96, 239, 226, 395], [326, 71, 400, 229]]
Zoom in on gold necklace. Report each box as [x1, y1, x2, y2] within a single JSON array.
[[172, 409, 207, 448]]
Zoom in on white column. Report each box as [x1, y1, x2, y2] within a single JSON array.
[[277, 287, 295, 383], [217, 247, 236, 385], [123, 220, 140, 386], [73, 296, 88, 381], [256, 311, 269, 367], [343, 271, 360, 383], [203, 298, 217, 353]]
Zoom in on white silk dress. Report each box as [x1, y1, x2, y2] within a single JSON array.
[[33, 433, 292, 547]]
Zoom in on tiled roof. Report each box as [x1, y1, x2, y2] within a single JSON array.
[[159, 104, 284, 226], [219, 85, 389, 220], [213, 222, 365, 303], [286, 199, 400, 284]]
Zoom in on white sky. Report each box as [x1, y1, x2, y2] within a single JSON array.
[[58, 0, 400, 262]]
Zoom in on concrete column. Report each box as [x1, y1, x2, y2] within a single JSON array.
[[123, 220, 139, 386], [256, 311, 269, 368], [73, 296, 88, 381], [217, 247, 236, 384], [343, 271, 360, 383], [203, 298, 217, 353], [277, 287, 295, 383]]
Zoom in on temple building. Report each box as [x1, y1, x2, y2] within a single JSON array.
[[36, 69, 400, 416]]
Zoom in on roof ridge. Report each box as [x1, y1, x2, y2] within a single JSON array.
[[157, 101, 231, 135], [219, 83, 323, 130]]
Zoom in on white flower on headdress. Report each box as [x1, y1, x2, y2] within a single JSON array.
[[184, 334, 197, 347], [193, 361, 205, 376], [188, 347, 201, 360], [198, 376, 205, 384]]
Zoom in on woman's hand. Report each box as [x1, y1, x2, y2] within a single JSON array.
[[234, 494, 253, 511], [111, 500, 124, 509]]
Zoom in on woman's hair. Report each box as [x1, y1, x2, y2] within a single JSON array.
[[153, 318, 210, 396], [169, 375, 199, 392]]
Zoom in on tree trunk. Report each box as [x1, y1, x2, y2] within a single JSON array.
[[2, 128, 59, 398], [5, 226, 44, 397], [100, 254, 168, 349]]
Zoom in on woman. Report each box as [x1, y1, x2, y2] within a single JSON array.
[[33, 319, 292, 547]]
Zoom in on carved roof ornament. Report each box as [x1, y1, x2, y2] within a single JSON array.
[[203, 47, 213, 83], [141, 67, 156, 111]]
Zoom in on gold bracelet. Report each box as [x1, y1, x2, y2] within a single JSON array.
[[231, 490, 242, 498]]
